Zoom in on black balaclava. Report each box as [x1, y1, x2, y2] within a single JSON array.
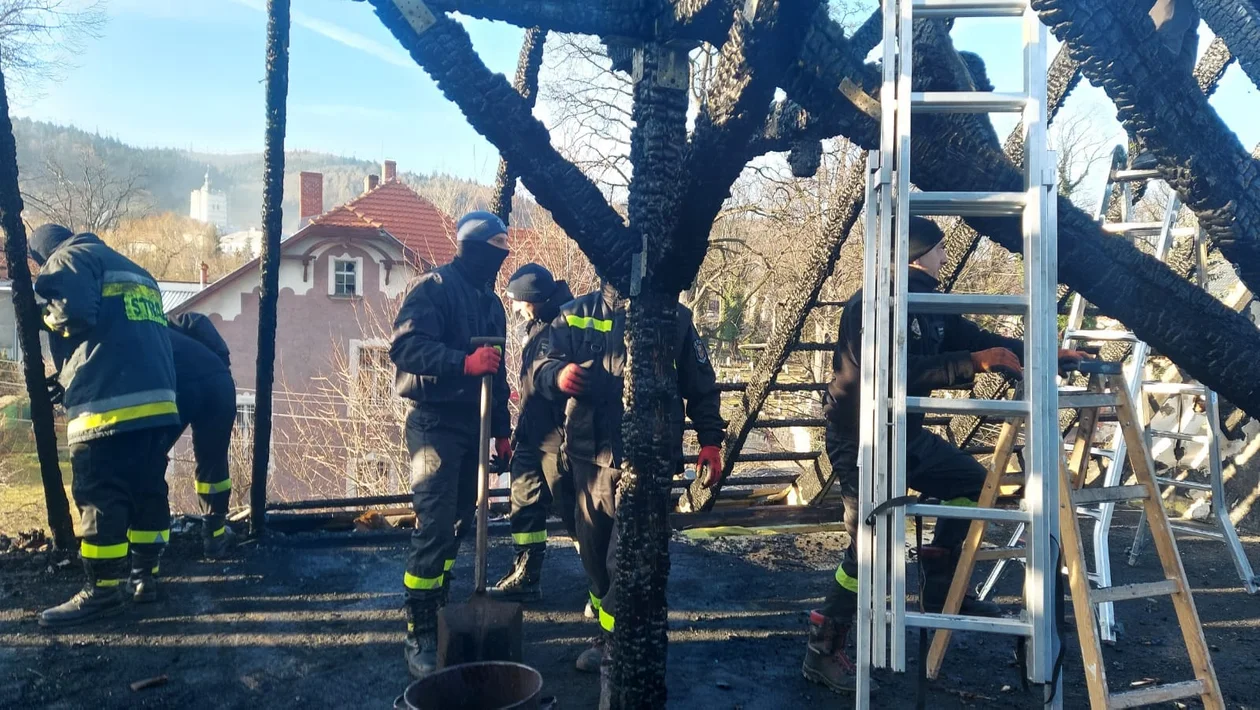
[[454, 240, 509, 287]]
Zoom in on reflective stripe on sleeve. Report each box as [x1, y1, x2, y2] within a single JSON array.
[[196, 479, 233, 495], [127, 529, 170, 544], [81, 540, 128, 560], [835, 565, 859, 593], [404, 571, 444, 590], [67, 401, 179, 438], [565, 315, 613, 332], [211, 526, 226, 538], [511, 530, 547, 546]]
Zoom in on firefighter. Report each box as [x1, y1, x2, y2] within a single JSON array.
[[29, 224, 181, 628], [165, 313, 238, 561], [536, 281, 726, 690], [390, 210, 512, 678], [802, 216, 1090, 693], [489, 263, 576, 602]]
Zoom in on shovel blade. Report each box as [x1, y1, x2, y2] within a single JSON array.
[[437, 594, 523, 668]]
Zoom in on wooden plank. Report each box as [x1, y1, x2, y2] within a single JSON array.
[[1111, 379, 1224, 709], [1108, 680, 1206, 709], [926, 416, 1023, 679], [974, 547, 1025, 562], [1091, 579, 1179, 604], [1058, 454, 1112, 709]]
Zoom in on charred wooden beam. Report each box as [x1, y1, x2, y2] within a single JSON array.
[[1194, 35, 1237, 96], [1194, 0, 1260, 89], [1031, 0, 1260, 296], [415, 0, 653, 36], [0, 62, 75, 549], [666, 0, 823, 291], [368, 0, 636, 290], [490, 27, 548, 222], [250, 0, 291, 538], [613, 38, 691, 708]]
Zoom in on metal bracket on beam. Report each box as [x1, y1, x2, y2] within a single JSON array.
[[393, 0, 436, 34], [632, 44, 691, 91]]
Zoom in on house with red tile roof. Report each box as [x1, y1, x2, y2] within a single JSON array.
[[168, 160, 456, 502]]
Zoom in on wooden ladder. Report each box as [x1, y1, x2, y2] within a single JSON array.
[[925, 362, 1223, 709]]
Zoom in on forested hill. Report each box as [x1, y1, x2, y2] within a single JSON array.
[[10, 117, 502, 233]]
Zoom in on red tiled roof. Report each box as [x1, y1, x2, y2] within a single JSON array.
[[309, 179, 457, 268]]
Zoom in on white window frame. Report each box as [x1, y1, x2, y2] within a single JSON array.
[[348, 338, 394, 414], [329, 255, 363, 297]]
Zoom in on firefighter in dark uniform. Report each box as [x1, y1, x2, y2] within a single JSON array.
[[802, 217, 1089, 693], [536, 282, 726, 687], [390, 211, 512, 678], [29, 224, 181, 628], [165, 313, 238, 560], [489, 264, 576, 602]]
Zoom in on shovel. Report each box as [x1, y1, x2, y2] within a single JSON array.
[[437, 336, 524, 668]]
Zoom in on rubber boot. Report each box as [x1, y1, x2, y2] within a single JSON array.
[[489, 547, 543, 602], [919, 545, 1002, 617], [802, 610, 858, 694], [403, 594, 439, 679], [203, 515, 237, 559], [127, 551, 162, 604], [39, 559, 126, 628], [576, 633, 606, 673]]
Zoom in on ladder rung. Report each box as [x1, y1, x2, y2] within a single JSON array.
[[1072, 485, 1149, 506], [1091, 579, 1180, 604], [910, 0, 1027, 19], [1142, 381, 1207, 396], [1110, 168, 1161, 183], [906, 397, 1029, 417], [974, 546, 1025, 561], [1149, 429, 1208, 443], [1108, 680, 1206, 709], [1100, 221, 1165, 237], [903, 611, 1032, 635], [1058, 392, 1118, 410], [910, 91, 1028, 113], [1063, 444, 1116, 458], [907, 292, 1028, 315], [791, 342, 837, 352], [908, 191, 1027, 217], [1153, 476, 1212, 491], [1169, 522, 1226, 540], [1064, 329, 1139, 343], [903, 503, 1029, 523]]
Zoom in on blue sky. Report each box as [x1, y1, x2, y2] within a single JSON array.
[[10, 2, 1257, 187]]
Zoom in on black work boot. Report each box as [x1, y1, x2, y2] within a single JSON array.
[[203, 516, 237, 559], [576, 633, 606, 674], [403, 594, 439, 679], [802, 610, 859, 694], [489, 547, 544, 602], [39, 560, 126, 628], [127, 551, 162, 604], [919, 545, 1002, 617]]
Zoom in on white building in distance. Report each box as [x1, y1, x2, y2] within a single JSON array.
[[190, 170, 229, 231]]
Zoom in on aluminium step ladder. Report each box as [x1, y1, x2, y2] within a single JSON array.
[[856, 0, 1061, 706], [927, 363, 1224, 708]]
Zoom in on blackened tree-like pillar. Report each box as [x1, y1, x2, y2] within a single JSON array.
[[0, 62, 75, 550], [1195, 0, 1260, 88], [490, 26, 548, 222], [250, 0, 291, 537]]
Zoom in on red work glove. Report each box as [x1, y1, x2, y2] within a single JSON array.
[[557, 363, 588, 396], [492, 437, 512, 469], [1057, 348, 1094, 376], [970, 347, 1023, 380], [464, 346, 502, 376], [696, 445, 723, 488]]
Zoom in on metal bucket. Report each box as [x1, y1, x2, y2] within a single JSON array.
[[394, 662, 554, 710]]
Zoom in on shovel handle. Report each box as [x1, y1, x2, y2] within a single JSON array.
[[471, 336, 505, 595]]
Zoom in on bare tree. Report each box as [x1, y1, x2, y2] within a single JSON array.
[[0, 0, 106, 96], [106, 212, 250, 282], [21, 145, 146, 232], [1050, 107, 1112, 205]]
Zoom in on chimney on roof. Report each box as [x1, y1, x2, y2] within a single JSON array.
[[300, 171, 324, 226], [383, 160, 397, 183], [364, 174, 380, 194], [199, 262, 209, 289]]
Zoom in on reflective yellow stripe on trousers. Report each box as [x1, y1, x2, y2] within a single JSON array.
[[81, 540, 128, 559], [128, 529, 170, 544], [512, 530, 547, 546], [590, 592, 614, 632], [196, 479, 233, 495], [404, 571, 444, 590]]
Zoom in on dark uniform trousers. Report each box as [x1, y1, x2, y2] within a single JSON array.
[[404, 404, 480, 599], [72, 426, 180, 583], [167, 371, 236, 528], [570, 457, 621, 633], [508, 446, 575, 548], [825, 427, 986, 616]]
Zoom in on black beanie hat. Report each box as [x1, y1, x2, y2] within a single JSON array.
[[28, 223, 74, 266], [907, 216, 945, 263], [505, 263, 557, 304]]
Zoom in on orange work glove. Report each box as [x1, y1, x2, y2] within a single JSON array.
[[970, 347, 1023, 380], [696, 445, 723, 488], [464, 346, 502, 376], [493, 437, 512, 469], [557, 363, 588, 396]]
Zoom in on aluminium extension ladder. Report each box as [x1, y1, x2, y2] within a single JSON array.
[[857, 0, 1061, 706], [929, 363, 1224, 708]]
